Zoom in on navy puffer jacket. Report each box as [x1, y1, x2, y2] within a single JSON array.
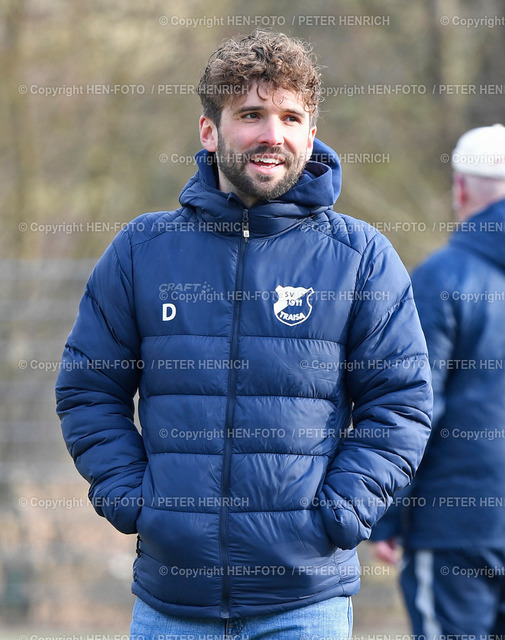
[[371, 198, 505, 549], [56, 139, 432, 619]]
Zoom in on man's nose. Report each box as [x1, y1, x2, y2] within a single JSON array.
[[258, 117, 284, 147]]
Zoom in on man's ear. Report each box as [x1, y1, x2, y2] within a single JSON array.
[[306, 125, 317, 161], [452, 173, 466, 208], [199, 115, 218, 152]]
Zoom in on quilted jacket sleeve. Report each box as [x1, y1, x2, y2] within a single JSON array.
[[370, 251, 456, 542], [318, 232, 433, 549], [55, 228, 146, 534], [410, 255, 457, 429]]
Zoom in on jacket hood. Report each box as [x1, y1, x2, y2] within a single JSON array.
[[178, 138, 341, 237], [450, 197, 505, 271]]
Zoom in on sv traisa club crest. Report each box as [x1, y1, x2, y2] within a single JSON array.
[[273, 285, 314, 326]]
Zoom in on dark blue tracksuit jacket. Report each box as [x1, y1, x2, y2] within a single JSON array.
[[372, 198, 505, 550], [56, 139, 432, 619]]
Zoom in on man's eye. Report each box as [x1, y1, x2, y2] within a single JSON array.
[[243, 113, 259, 120]]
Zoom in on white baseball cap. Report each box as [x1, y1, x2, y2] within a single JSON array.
[[451, 123, 505, 179]]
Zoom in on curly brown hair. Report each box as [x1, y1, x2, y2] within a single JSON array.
[[198, 30, 322, 127]]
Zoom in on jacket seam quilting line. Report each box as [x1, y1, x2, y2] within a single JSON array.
[[141, 505, 330, 514], [149, 450, 331, 457], [119, 225, 142, 342], [141, 332, 346, 348]]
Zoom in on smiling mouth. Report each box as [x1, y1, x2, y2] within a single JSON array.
[[249, 155, 286, 168]]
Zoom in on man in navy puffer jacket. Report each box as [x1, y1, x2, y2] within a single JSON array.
[[56, 30, 432, 638], [371, 124, 505, 637]]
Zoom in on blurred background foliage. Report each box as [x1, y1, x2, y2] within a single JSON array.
[[1, 0, 504, 634], [3, 0, 504, 264]]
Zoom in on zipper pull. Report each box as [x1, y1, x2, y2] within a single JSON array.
[[242, 209, 250, 241]]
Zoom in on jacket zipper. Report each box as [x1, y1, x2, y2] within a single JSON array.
[[219, 209, 249, 618]]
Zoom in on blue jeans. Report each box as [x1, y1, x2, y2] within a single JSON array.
[[130, 595, 352, 640]]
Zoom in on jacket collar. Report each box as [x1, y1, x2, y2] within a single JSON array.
[[450, 197, 505, 272], [178, 138, 341, 237]]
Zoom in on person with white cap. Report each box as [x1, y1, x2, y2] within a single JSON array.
[[370, 124, 505, 637]]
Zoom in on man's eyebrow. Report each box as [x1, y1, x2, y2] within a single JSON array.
[[235, 105, 307, 118]]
